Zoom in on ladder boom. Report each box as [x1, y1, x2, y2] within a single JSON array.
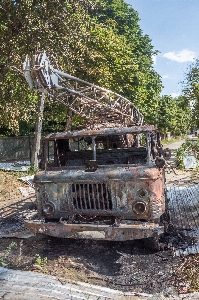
[[23, 51, 143, 128]]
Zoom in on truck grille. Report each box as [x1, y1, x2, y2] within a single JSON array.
[[71, 183, 112, 210]]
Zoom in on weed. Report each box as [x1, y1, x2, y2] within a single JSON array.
[[161, 136, 183, 145], [0, 242, 17, 267], [27, 165, 39, 175], [33, 254, 48, 272]]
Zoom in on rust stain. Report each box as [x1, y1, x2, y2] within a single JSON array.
[[26, 127, 167, 242]]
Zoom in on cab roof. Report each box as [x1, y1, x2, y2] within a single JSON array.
[[42, 125, 157, 141]]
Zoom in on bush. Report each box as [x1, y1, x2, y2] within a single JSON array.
[[175, 140, 199, 169]]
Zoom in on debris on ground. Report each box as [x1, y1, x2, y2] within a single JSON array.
[[18, 186, 35, 197], [0, 160, 30, 172], [174, 254, 199, 294], [1, 140, 199, 298], [18, 175, 34, 187]]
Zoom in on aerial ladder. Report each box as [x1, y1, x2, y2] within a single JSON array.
[[23, 51, 143, 129]]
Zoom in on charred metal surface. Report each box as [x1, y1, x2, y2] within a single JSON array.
[[43, 125, 156, 140], [22, 52, 167, 242], [24, 220, 164, 241], [33, 166, 164, 220], [26, 127, 166, 241], [85, 160, 98, 172], [155, 157, 165, 168], [163, 148, 172, 160]]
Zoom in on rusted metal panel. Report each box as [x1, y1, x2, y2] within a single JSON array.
[[43, 125, 156, 140], [33, 166, 164, 221], [25, 126, 167, 242], [34, 165, 162, 182], [26, 163, 166, 242], [24, 220, 164, 240]]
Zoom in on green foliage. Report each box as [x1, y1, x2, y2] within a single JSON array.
[[154, 95, 192, 136], [0, 0, 94, 134], [0, 0, 162, 135], [27, 165, 39, 174], [93, 0, 162, 118], [175, 140, 199, 169], [33, 254, 48, 271], [0, 0, 166, 134], [182, 59, 199, 127], [0, 242, 17, 267], [161, 136, 183, 145]]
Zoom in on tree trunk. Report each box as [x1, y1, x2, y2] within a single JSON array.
[[65, 108, 72, 131], [31, 92, 45, 168]]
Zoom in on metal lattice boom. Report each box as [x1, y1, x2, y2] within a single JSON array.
[[23, 51, 143, 128]]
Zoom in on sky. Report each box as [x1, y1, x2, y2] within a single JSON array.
[[126, 0, 199, 97]]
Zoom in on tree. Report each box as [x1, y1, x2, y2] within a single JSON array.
[[0, 0, 94, 134], [0, 0, 98, 167], [0, 0, 162, 136], [93, 0, 163, 121], [182, 59, 199, 127], [155, 95, 192, 138]]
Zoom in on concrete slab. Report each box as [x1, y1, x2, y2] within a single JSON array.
[[0, 267, 152, 300]]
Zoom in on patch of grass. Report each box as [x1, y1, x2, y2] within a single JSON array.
[[0, 164, 39, 180], [0, 242, 17, 267], [33, 254, 48, 272], [161, 136, 184, 145], [27, 165, 39, 175], [6, 166, 38, 179]]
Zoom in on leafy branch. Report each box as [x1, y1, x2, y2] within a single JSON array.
[[175, 140, 199, 169]]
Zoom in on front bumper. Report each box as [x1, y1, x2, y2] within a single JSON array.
[[24, 220, 164, 241]]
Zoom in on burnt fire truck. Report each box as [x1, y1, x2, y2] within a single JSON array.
[[22, 51, 170, 247]]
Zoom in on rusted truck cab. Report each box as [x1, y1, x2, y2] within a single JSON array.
[[25, 125, 168, 244]]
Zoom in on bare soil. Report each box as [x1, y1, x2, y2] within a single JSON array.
[[0, 171, 29, 209], [0, 166, 198, 297]]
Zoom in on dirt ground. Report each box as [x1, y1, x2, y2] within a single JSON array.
[[0, 157, 199, 296]]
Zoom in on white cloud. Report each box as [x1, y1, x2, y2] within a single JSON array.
[[163, 49, 196, 62], [162, 74, 169, 79], [171, 93, 180, 98]]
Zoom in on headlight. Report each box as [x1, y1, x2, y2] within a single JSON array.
[[133, 201, 147, 215], [43, 202, 55, 215]]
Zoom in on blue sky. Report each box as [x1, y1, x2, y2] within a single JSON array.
[[126, 0, 199, 97]]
